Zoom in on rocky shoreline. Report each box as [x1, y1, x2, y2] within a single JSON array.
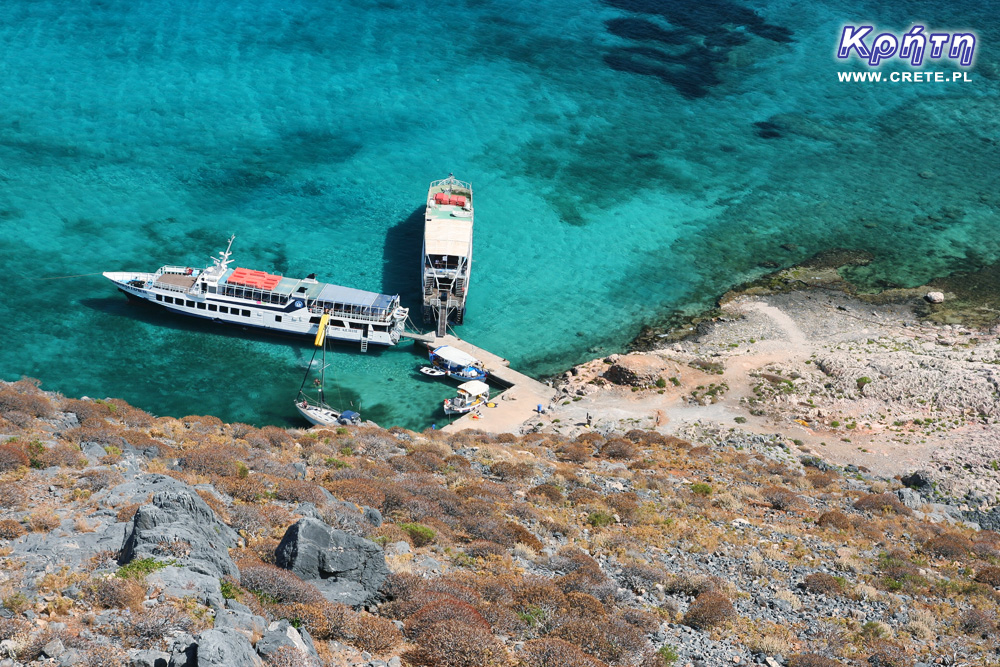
[[535, 251, 1000, 513]]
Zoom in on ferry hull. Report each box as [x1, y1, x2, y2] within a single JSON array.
[[103, 272, 405, 347]]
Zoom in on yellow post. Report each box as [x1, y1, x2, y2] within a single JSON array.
[[313, 313, 330, 347]]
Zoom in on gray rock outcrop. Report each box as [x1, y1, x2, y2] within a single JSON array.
[[255, 620, 319, 663], [274, 517, 388, 607], [119, 475, 240, 579], [194, 628, 262, 667]]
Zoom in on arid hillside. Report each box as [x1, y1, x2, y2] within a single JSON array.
[[0, 378, 996, 667]]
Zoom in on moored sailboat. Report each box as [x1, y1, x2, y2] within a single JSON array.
[[294, 318, 361, 427]]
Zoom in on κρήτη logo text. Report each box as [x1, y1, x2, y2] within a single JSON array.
[[837, 25, 976, 67]]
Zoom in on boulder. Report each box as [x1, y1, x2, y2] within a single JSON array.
[[120, 476, 240, 579], [130, 649, 170, 667], [602, 354, 669, 386], [896, 488, 923, 510], [147, 567, 224, 609], [255, 620, 319, 662], [275, 517, 388, 607], [167, 634, 196, 667], [925, 291, 945, 304], [195, 628, 262, 667], [213, 607, 268, 640], [901, 470, 933, 490], [41, 638, 64, 658]]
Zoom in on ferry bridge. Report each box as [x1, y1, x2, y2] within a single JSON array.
[[401, 331, 557, 434]]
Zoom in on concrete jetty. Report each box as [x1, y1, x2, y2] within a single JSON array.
[[403, 331, 557, 434]]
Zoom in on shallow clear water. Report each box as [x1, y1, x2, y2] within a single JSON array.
[[0, 0, 997, 429]]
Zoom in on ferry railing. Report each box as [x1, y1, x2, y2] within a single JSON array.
[[430, 176, 472, 192], [308, 307, 395, 323], [157, 265, 201, 276]]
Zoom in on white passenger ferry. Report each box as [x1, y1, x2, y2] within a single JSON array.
[[422, 174, 473, 336], [104, 237, 408, 350]]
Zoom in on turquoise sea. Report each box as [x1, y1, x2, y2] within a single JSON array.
[[0, 0, 997, 429]]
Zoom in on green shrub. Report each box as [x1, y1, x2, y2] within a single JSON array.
[[220, 578, 242, 600], [587, 511, 615, 528], [116, 558, 174, 580], [399, 522, 436, 547], [655, 377, 667, 388], [690, 483, 712, 496], [656, 644, 680, 665]]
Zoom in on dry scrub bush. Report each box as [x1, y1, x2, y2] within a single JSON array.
[[0, 443, 29, 471], [273, 601, 349, 640], [490, 461, 534, 481], [19, 629, 71, 662], [960, 608, 995, 636], [0, 383, 53, 419], [517, 638, 606, 667], [28, 509, 60, 532], [180, 444, 243, 477], [79, 468, 124, 491], [0, 519, 25, 540], [682, 591, 734, 630], [923, 532, 972, 559], [974, 566, 1000, 587], [347, 612, 403, 653], [599, 439, 637, 460], [761, 485, 801, 511], [853, 493, 911, 516], [801, 573, 842, 596], [405, 599, 490, 638], [89, 576, 145, 610], [568, 488, 602, 505], [663, 574, 723, 597], [466, 541, 507, 558], [403, 618, 507, 667], [556, 443, 592, 464], [272, 479, 326, 505], [111, 605, 196, 646], [620, 608, 661, 634], [817, 510, 852, 531], [550, 615, 647, 664], [528, 483, 563, 503], [326, 478, 387, 509], [239, 564, 323, 605], [863, 640, 907, 667]]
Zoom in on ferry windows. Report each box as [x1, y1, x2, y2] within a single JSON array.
[[196, 302, 206, 310], [155, 295, 162, 302], [219, 306, 229, 314], [186, 301, 195, 308], [309, 316, 321, 324], [164, 296, 174, 304], [275, 315, 283, 323], [242, 309, 250, 317], [208, 304, 217, 312]]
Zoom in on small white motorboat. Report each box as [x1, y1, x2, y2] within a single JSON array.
[[443, 380, 490, 416], [428, 345, 488, 382], [419, 366, 448, 377]]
